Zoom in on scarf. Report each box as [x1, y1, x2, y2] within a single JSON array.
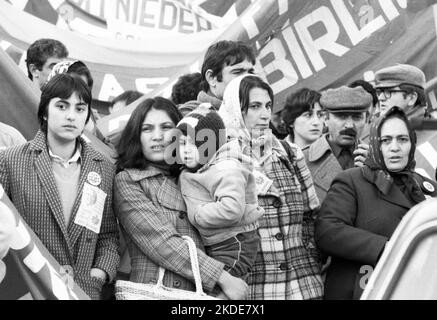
[[218, 74, 288, 171], [364, 107, 425, 203]]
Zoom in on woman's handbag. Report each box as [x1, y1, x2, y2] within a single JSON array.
[[114, 236, 220, 300]]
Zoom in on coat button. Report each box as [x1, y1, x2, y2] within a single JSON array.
[[179, 211, 186, 219], [86, 237, 93, 243], [279, 263, 288, 271], [173, 280, 181, 288], [61, 265, 74, 278], [275, 233, 284, 241], [272, 199, 281, 208]]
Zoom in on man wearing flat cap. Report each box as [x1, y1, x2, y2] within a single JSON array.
[[303, 86, 372, 204], [375, 64, 427, 116]]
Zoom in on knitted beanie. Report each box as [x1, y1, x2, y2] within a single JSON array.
[[177, 105, 227, 162]]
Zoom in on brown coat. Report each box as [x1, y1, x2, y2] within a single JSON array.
[[303, 134, 344, 204]]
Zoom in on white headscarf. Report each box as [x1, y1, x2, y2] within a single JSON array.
[[218, 74, 252, 144], [218, 74, 286, 167]]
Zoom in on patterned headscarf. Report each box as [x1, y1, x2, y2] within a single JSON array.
[[366, 106, 417, 172], [364, 107, 424, 202], [46, 60, 88, 84], [218, 74, 252, 145], [218, 74, 287, 167]]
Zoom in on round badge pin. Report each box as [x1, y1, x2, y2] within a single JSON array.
[[423, 181, 435, 193], [87, 172, 101, 186]]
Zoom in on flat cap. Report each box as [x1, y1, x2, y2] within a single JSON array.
[[320, 86, 372, 113], [375, 64, 426, 89]]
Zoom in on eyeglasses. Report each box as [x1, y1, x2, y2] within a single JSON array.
[[375, 89, 406, 99]]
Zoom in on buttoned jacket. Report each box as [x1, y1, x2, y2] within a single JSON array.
[[0, 131, 120, 300], [303, 134, 347, 204], [113, 166, 225, 294], [315, 167, 437, 300]]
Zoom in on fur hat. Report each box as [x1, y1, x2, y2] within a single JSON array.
[[177, 105, 227, 160]]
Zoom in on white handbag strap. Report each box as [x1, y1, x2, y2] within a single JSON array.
[[156, 236, 206, 295]]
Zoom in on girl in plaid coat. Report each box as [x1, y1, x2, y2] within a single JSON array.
[[113, 97, 248, 299], [0, 74, 120, 299], [218, 75, 324, 300]]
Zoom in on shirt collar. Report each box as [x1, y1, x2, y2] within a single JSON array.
[[125, 165, 170, 182], [326, 135, 343, 159], [326, 135, 355, 159], [48, 143, 82, 168]]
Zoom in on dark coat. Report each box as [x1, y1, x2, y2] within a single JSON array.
[[315, 166, 437, 300]]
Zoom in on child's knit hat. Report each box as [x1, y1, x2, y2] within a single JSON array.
[[177, 105, 227, 160]]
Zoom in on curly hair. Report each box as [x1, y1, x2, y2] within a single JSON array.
[[26, 38, 68, 80], [171, 72, 202, 105]]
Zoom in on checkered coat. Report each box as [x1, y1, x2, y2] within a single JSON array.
[[0, 131, 120, 300], [113, 166, 225, 294], [247, 138, 324, 300]]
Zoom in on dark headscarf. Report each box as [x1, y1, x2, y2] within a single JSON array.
[[364, 107, 425, 203]]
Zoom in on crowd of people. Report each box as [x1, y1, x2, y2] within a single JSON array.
[[0, 37, 436, 300]]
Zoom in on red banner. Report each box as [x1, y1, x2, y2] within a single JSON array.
[[0, 184, 90, 300]]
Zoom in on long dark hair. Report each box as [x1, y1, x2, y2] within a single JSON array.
[[116, 97, 182, 173], [239, 76, 274, 114], [38, 73, 92, 133]]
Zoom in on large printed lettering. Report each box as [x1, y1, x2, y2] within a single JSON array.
[[259, 1, 406, 94], [281, 21, 313, 79], [332, 0, 386, 46], [294, 6, 350, 72], [379, 0, 405, 20], [259, 38, 298, 94], [113, 0, 212, 33]]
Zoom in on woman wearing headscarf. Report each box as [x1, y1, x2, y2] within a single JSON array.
[[315, 106, 437, 300], [218, 74, 323, 300]]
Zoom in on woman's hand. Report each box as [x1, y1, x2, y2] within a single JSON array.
[[217, 270, 248, 300]]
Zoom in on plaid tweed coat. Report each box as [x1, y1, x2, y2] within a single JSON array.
[[247, 139, 324, 300], [0, 131, 120, 300], [113, 166, 225, 294]]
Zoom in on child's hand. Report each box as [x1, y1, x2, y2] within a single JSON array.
[[217, 270, 248, 300]]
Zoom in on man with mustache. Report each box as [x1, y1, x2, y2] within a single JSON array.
[[303, 86, 372, 204]]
